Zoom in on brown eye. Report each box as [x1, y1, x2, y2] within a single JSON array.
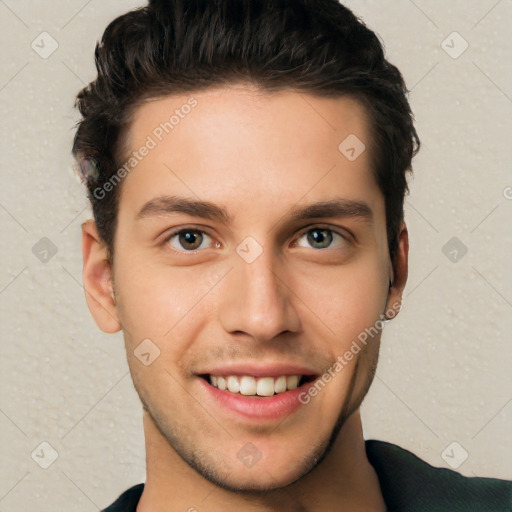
[[167, 229, 213, 251]]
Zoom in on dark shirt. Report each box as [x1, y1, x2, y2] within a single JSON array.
[[102, 440, 512, 511]]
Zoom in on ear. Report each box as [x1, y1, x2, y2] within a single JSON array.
[[81, 220, 121, 333], [385, 223, 409, 319]]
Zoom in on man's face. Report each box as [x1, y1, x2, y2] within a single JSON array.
[[93, 86, 400, 490]]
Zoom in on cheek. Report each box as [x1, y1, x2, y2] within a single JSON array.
[[289, 256, 388, 345], [113, 256, 220, 350]]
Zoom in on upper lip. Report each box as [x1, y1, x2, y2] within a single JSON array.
[[197, 363, 319, 378]]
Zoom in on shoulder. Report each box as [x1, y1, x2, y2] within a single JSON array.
[[365, 440, 511, 512], [102, 483, 145, 512]]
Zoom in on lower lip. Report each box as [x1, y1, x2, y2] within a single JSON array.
[[198, 377, 316, 421]]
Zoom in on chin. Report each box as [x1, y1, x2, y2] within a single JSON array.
[[199, 462, 311, 494], [195, 438, 330, 494]]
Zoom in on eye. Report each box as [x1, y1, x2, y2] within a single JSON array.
[[165, 228, 214, 252], [295, 227, 348, 250]]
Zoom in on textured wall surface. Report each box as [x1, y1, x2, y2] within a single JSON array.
[[0, 1, 511, 510]]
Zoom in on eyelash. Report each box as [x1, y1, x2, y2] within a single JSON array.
[[161, 225, 350, 254]]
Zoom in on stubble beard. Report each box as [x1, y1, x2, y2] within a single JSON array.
[[136, 340, 381, 495]]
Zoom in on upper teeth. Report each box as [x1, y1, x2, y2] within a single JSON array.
[[209, 375, 301, 396]]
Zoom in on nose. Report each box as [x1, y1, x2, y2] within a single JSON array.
[[218, 247, 301, 343]]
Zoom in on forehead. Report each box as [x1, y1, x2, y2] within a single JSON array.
[[119, 86, 383, 221]]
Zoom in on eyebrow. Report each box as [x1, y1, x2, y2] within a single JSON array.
[[135, 195, 373, 225], [288, 199, 373, 223], [136, 195, 232, 223]]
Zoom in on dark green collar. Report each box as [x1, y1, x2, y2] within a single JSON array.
[[103, 440, 511, 511]]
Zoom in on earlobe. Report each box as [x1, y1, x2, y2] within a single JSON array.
[[385, 223, 409, 319], [81, 220, 122, 333]]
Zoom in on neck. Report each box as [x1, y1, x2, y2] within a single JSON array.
[[137, 410, 386, 512]]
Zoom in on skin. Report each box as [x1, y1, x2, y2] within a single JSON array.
[[81, 85, 408, 511]]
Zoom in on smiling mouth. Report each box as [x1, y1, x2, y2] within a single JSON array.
[[199, 374, 317, 397]]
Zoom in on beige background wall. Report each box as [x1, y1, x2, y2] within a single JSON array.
[[0, 1, 511, 510]]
